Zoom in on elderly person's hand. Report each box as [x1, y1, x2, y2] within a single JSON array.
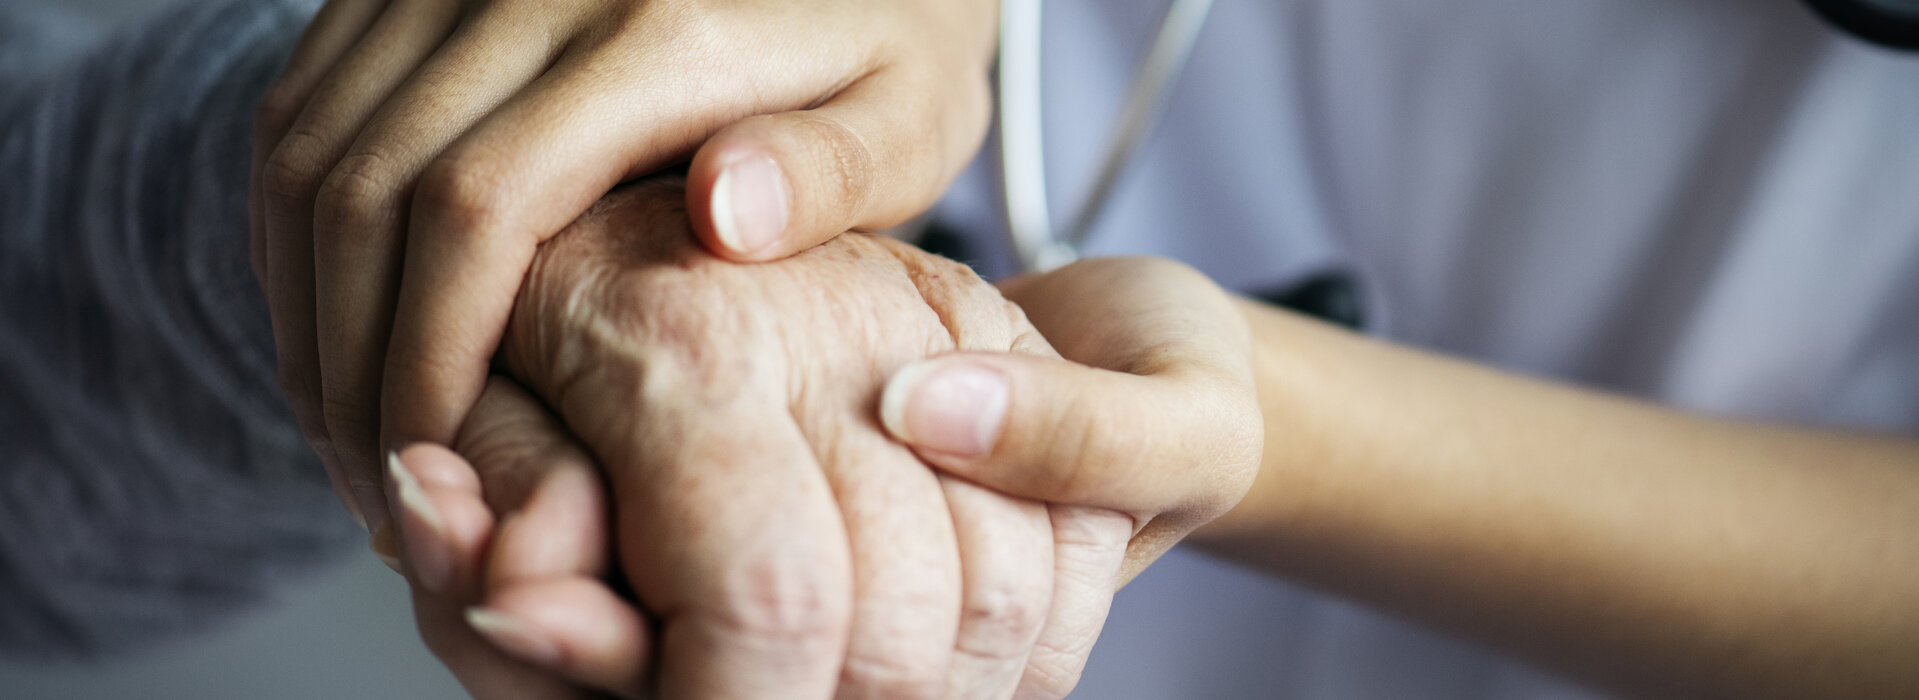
[[881, 258, 1266, 582], [385, 377, 622, 700], [248, 0, 998, 539], [391, 180, 1134, 699]]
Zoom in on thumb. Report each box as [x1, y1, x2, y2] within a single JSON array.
[[687, 67, 988, 260], [880, 352, 1254, 518]]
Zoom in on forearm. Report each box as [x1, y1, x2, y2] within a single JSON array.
[[1193, 300, 1919, 698]]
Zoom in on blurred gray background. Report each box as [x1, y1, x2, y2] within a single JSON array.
[[1, 1, 469, 698]]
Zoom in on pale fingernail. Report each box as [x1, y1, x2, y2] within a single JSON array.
[[388, 451, 451, 592], [711, 155, 789, 255], [466, 607, 563, 666], [881, 360, 1009, 457]]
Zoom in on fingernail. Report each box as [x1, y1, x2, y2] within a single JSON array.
[[466, 607, 563, 666], [711, 155, 789, 255], [388, 451, 452, 592], [369, 525, 402, 574], [881, 359, 1008, 457]]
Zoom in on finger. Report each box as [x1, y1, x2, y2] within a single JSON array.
[[1014, 506, 1131, 700], [485, 466, 608, 589], [262, 0, 461, 534], [880, 351, 1251, 515], [251, 0, 391, 286], [315, 3, 567, 522], [939, 477, 1054, 700], [474, 578, 652, 698], [397, 375, 611, 594], [390, 447, 591, 700], [686, 63, 992, 261], [808, 420, 963, 699], [378, 25, 865, 454], [419, 590, 599, 700], [390, 444, 491, 594], [405, 379, 624, 699], [583, 399, 850, 700]]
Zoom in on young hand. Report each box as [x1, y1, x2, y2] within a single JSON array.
[[248, 0, 1000, 535], [881, 257, 1266, 581]]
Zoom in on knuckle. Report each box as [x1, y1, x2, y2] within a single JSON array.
[[262, 129, 333, 205], [839, 649, 945, 700], [957, 578, 1050, 659], [314, 152, 403, 237], [708, 549, 849, 651], [415, 152, 510, 235]]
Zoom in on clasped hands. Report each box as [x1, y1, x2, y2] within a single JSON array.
[[375, 180, 1260, 699], [246, 1, 1260, 695]]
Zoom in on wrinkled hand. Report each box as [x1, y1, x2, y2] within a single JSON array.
[[248, 0, 999, 535], [881, 258, 1265, 581], [387, 378, 626, 700], [397, 181, 1132, 699]]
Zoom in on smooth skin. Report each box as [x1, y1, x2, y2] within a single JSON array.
[[247, 0, 998, 538], [398, 181, 1135, 699], [882, 261, 1919, 699]]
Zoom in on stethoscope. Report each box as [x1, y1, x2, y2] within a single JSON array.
[[996, 0, 1919, 275], [997, 0, 1217, 273]]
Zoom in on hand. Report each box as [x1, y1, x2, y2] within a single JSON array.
[[394, 180, 1130, 698], [386, 376, 633, 700], [880, 257, 1265, 581], [247, 0, 1000, 534]]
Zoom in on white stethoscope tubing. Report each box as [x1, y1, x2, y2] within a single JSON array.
[[997, 0, 1216, 273]]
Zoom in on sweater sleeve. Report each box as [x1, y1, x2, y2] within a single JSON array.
[[0, 0, 359, 658]]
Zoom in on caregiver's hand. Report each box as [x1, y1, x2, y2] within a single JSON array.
[[396, 180, 1130, 699], [882, 258, 1265, 581], [247, 0, 999, 533]]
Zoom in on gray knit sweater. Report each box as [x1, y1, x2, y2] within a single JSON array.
[[1, 0, 358, 657]]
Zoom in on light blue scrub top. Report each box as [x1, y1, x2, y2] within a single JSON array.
[[937, 1, 1919, 696]]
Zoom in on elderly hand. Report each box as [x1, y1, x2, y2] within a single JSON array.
[[248, 0, 999, 537], [880, 258, 1265, 582], [385, 377, 625, 700], [393, 181, 1132, 699]]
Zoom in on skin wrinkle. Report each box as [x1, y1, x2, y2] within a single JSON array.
[[498, 181, 1093, 697]]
